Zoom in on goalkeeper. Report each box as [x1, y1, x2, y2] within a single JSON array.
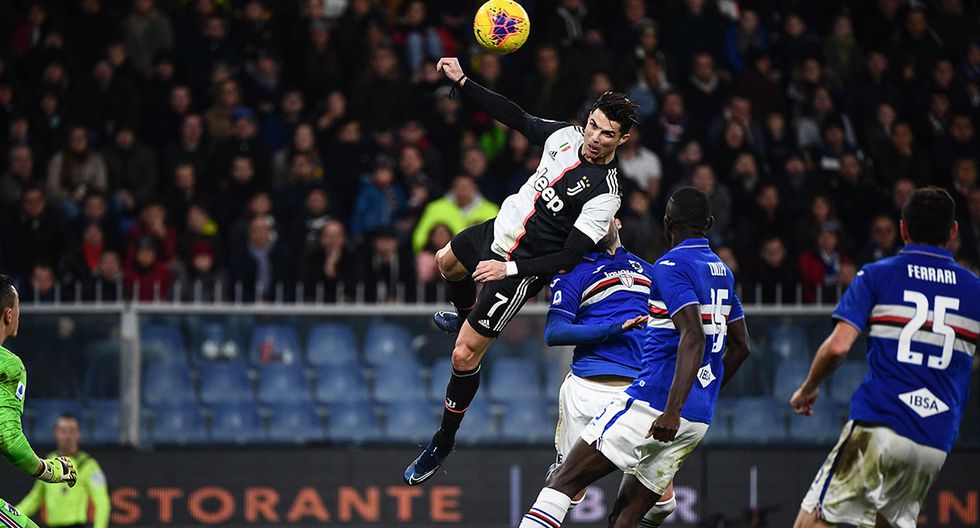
[[0, 275, 77, 528]]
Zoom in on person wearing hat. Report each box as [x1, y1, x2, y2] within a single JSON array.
[[124, 236, 173, 301], [800, 221, 852, 302]]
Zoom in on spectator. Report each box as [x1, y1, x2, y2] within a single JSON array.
[[288, 187, 334, 255], [229, 213, 292, 302], [351, 160, 406, 239], [411, 175, 498, 253], [795, 194, 840, 251], [124, 236, 172, 301], [617, 128, 662, 199], [204, 80, 242, 144], [416, 223, 453, 285], [163, 163, 204, 233], [774, 13, 820, 76], [734, 183, 788, 266], [674, 163, 731, 245], [178, 204, 221, 267], [875, 121, 931, 188], [24, 263, 59, 303], [743, 237, 799, 304], [522, 46, 577, 120], [778, 153, 823, 221], [212, 107, 272, 188], [645, 91, 699, 159], [125, 202, 177, 269], [846, 51, 901, 124], [666, 0, 724, 77], [161, 114, 211, 192], [628, 55, 670, 123], [262, 89, 308, 157], [734, 51, 784, 120], [299, 220, 358, 302], [829, 153, 884, 247], [822, 14, 864, 91], [243, 52, 283, 117], [392, 0, 444, 76], [858, 215, 900, 265], [723, 9, 768, 72], [618, 189, 665, 263], [60, 222, 108, 288], [682, 53, 730, 125], [951, 158, 978, 224], [359, 228, 416, 303], [177, 240, 226, 302], [795, 85, 857, 150], [104, 127, 158, 207], [959, 188, 980, 266], [299, 21, 342, 103], [46, 127, 108, 218], [349, 47, 409, 133], [215, 155, 262, 229], [863, 102, 898, 163], [2, 186, 64, 280], [272, 122, 322, 186], [84, 250, 123, 302], [122, 0, 174, 76], [800, 222, 852, 303], [0, 145, 35, 209]]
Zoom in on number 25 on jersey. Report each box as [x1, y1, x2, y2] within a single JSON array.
[[897, 290, 959, 370]]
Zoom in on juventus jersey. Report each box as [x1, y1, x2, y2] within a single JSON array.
[[491, 124, 622, 261]]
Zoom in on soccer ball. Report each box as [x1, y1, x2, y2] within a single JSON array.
[[473, 0, 530, 55]]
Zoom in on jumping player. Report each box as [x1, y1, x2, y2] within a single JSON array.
[[516, 188, 751, 528], [545, 218, 676, 527], [0, 275, 78, 528], [404, 57, 637, 485], [791, 187, 979, 528]]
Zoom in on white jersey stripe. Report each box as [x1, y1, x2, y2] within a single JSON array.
[[579, 284, 651, 308], [869, 324, 976, 357]]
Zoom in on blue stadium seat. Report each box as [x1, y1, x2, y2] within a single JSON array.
[[363, 323, 414, 366], [427, 358, 452, 402], [488, 358, 542, 402], [192, 322, 245, 363], [249, 324, 302, 365], [140, 322, 187, 365], [314, 365, 370, 404], [702, 398, 734, 445], [830, 362, 868, 405], [768, 325, 808, 360], [146, 402, 207, 445], [26, 399, 84, 445], [788, 400, 845, 444], [499, 401, 553, 443], [268, 402, 325, 443], [454, 396, 497, 445], [306, 323, 358, 366], [87, 399, 120, 445], [372, 359, 426, 402], [257, 364, 311, 404], [198, 363, 254, 404], [327, 402, 382, 443], [143, 363, 196, 405], [545, 365, 566, 403], [383, 401, 437, 443], [209, 402, 266, 444], [772, 360, 812, 402], [83, 342, 120, 399], [730, 398, 787, 443]]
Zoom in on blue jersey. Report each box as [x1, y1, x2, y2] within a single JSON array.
[[833, 244, 980, 452], [548, 247, 653, 378], [626, 238, 744, 424]]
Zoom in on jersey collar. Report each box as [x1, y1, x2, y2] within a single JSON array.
[[583, 246, 625, 262], [900, 244, 954, 261], [670, 237, 710, 251]]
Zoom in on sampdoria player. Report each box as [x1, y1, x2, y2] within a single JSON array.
[[0, 275, 78, 528], [544, 218, 676, 527], [404, 57, 637, 485], [791, 187, 980, 528], [518, 188, 751, 528]]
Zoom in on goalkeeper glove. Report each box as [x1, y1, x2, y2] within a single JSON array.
[[37, 456, 77, 487]]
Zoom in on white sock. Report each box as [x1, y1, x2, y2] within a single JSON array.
[[520, 487, 571, 528], [640, 496, 676, 527]]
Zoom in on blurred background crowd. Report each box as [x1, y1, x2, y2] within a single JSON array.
[[0, 0, 978, 304]]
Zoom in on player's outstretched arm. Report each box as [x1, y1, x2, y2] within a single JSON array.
[[648, 304, 705, 443], [790, 322, 859, 416], [720, 318, 750, 387], [0, 410, 76, 487], [544, 311, 648, 346], [473, 228, 596, 282], [436, 57, 569, 146]]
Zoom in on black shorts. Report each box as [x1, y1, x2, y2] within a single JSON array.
[[450, 219, 548, 338]]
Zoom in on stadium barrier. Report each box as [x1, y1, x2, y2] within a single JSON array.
[[0, 447, 977, 527]]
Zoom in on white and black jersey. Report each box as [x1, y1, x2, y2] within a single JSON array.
[[460, 80, 622, 263]]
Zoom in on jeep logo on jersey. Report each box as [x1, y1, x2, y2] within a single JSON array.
[[899, 388, 949, 418], [532, 173, 564, 212]]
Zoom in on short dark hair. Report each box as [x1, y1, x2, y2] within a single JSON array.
[[668, 187, 711, 232], [0, 275, 16, 311], [591, 91, 639, 134], [902, 186, 955, 246], [57, 413, 79, 423]]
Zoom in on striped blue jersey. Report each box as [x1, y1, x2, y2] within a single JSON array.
[[626, 238, 744, 423], [548, 247, 653, 378], [833, 244, 980, 452]]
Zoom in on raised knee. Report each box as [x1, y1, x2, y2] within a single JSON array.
[[451, 342, 481, 371]]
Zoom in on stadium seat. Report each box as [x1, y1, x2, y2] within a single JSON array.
[[248, 324, 302, 365], [146, 402, 207, 445], [87, 399, 120, 445], [83, 342, 120, 399], [383, 400, 437, 443], [257, 363, 311, 404], [768, 325, 808, 360], [268, 402, 325, 443], [427, 358, 453, 401], [26, 399, 84, 445], [140, 322, 187, 365], [702, 398, 734, 445], [143, 363, 196, 405], [306, 323, 359, 366], [830, 362, 868, 405], [198, 363, 254, 404], [372, 358, 426, 402], [314, 365, 370, 404], [327, 401, 382, 443], [544, 364, 566, 403], [788, 400, 845, 444], [363, 323, 414, 366], [488, 358, 543, 402], [771, 360, 812, 402], [499, 400, 553, 443], [730, 398, 787, 443], [453, 395, 497, 445], [208, 402, 266, 444], [191, 321, 245, 363]]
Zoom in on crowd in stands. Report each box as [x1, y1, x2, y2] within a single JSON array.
[[1, 0, 978, 304]]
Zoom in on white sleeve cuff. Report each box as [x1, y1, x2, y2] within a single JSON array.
[[505, 261, 519, 277]]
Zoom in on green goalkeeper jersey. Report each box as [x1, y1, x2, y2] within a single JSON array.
[[0, 345, 41, 476]]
